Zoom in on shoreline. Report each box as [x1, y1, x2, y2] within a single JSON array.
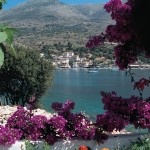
[[56, 67, 150, 70]]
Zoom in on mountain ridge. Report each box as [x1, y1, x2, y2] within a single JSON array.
[[0, 0, 112, 50]]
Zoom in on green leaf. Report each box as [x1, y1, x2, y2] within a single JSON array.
[[0, 25, 17, 44], [0, 25, 17, 57], [0, 46, 4, 67], [4, 29, 15, 44], [0, 0, 6, 4], [0, 31, 7, 43], [10, 44, 17, 57]]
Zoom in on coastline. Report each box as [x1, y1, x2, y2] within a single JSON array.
[[56, 67, 150, 70]]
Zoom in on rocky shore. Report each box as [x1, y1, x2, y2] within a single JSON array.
[[0, 105, 53, 126]]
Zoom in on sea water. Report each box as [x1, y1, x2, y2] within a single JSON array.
[[40, 69, 150, 117]]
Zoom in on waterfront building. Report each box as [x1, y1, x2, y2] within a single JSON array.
[[63, 52, 74, 58]]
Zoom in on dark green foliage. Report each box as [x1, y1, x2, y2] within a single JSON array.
[[73, 46, 88, 57], [25, 140, 51, 150], [66, 42, 72, 50], [0, 3, 2, 10], [0, 47, 54, 106], [90, 45, 115, 59], [0, 0, 6, 10], [116, 136, 150, 150]]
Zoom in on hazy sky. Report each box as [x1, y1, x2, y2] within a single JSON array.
[[3, 0, 109, 10]]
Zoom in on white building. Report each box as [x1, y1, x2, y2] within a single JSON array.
[[73, 55, 80, 61], [73, 62, 79, 68], [58, 58, 70, 68], [81, 61, 90, 68], [63, 52, 74, 58]]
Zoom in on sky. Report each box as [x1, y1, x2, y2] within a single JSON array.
[[3, 0, 109, 10]]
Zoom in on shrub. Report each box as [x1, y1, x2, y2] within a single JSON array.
[[0, 48, 54, 106], [116, 136, 150, 150]]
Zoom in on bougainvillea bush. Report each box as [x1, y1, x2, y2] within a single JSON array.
[[85, 0, 150, 146], [0, 100, 97, 145], [86, 0, 150, 127], [0, 96, 150, 146]]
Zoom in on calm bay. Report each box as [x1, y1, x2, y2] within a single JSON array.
[[41, 69, 150, 116]]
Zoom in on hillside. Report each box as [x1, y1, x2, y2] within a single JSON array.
[[0, 0, 113, 50]]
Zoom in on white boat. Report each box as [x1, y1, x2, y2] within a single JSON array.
[[72, 68, 78, 70], [88, 69, 98, 73], [110, 67, 119, 71]]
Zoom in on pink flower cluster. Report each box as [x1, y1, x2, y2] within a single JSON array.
[[100, 91, 150, 129], [52, 100, 96, 141], [0, 126, 21, 145], [134, 78, 150, 91]]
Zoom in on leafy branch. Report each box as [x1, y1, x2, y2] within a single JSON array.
[[0, 0, 16, 67]]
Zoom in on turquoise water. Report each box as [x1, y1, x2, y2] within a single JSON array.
[[40, 69, 150, 116]]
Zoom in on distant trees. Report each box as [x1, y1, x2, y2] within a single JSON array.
[[66, 42, 73, 50], [0, 47, 54, 106]]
